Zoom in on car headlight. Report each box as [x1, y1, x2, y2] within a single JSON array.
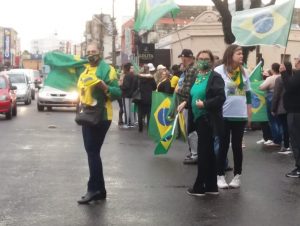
[[0, 95, 8, 101], [38, 92, 50, 99], [68, 91, 78, 101]]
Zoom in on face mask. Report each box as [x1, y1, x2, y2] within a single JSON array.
[[197, 60, 211, 71], [87, 54, 100, 64]]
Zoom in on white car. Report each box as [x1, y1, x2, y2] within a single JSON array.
[[37, 86, 79, 111]]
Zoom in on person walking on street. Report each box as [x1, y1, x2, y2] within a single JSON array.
[[77, 42, 121, 204]]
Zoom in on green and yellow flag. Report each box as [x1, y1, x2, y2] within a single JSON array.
[[154, 113, 179, 155], [251, 81, 268, 122], [134, 0, 180, 32], [44, 51, 118, 94], [148, 91, 173, 142], [249, 61, 263, 82], [232, 0, 295, 47]]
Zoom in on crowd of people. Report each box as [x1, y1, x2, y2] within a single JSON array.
[[116, 45, 300, 196], [76, 42, 300, 204]]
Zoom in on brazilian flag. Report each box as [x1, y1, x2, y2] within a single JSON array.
[[44, 51, 117, 93], [232, 0, 295, 47], [134, 0, 180, 32], [251, 81, 268, 122], [148, 92, 173, 142]]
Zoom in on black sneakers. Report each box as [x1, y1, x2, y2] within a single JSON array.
[[286, 168, 300, 178]]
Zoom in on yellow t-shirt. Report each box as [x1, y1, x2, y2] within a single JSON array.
[[77, 65, 101, 106], [170, 75, 179, 89]]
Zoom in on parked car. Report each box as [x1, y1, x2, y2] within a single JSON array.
[[9, 69, 42, 99], [37, 86, 79, 111], [0, 72, 17, 119], [7, 72, 32, 105]]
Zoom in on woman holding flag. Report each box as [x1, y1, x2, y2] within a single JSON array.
[[214, 44, 252, 189], [178, 50, 225, 196]]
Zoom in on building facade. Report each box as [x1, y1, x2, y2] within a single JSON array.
[[30, 35, 72, 54], [0, 27, 21, 69], [84, 14, 115, 62]]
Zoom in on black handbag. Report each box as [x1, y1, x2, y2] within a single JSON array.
[[75, 105, 103, 126], [132, 79, 141, 103]]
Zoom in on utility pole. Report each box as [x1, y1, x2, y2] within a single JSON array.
[[112, 0, 116, 66]]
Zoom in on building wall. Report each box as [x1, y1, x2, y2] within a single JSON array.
[[0, 27, 19, 68]]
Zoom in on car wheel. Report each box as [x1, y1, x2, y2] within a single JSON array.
[[37, 103, 44, 111], [12, 104, 17, 116], [5, 107, 13, 120]]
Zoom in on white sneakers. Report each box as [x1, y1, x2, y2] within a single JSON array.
[[217, 176, 229, 189], [256, 139, 265, 144], [217, 175, 241, 189], [229, 174, 241, 188]]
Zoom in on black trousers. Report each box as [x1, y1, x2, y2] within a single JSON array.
[[278, 114, 289, 149], [193, 117, 217, 192], [82, 121, 111, 192], [287, 113, 300, 169], [218, 120, 246, 176], [137, 103, 151, 132]]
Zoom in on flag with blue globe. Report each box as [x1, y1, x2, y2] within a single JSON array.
[[232, 0, 295, 47]]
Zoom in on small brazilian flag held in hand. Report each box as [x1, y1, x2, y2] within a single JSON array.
[[232, 0, 295, 47]]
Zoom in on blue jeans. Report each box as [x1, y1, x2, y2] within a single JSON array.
[[82, 121, 111, 192], [266, 92, 282, 144]]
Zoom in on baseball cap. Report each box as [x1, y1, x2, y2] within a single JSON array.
[[157, 64, 166, 70], [178, 49, 193, 58], [147, 63, 155, 72]]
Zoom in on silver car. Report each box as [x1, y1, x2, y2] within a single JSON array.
[[7, 72, 32, 105], [37, 86, 79, 111]]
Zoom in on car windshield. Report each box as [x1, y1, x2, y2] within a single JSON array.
[[9, 74, 25, 83], [0, 77, 6, 89]]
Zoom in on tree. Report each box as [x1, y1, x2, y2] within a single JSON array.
[[212, 0, 277, 64]]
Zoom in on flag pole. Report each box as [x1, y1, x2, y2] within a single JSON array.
[[281, 0, 296, 64], [171, 12, 183, 50]]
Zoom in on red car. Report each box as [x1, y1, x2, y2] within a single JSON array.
[[0, 72, 17, 119]]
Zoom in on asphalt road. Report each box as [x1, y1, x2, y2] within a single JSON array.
[[0, 100, 299, 226]]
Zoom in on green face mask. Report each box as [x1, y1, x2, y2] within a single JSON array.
[[87, 54, 100, 64], [197, 60, 211, 71]]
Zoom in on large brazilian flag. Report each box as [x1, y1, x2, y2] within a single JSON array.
[[149, 92, 186, 155], [43, 51, 115, 92], [232, 0, 295, 47]]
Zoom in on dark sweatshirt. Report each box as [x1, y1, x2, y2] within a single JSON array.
[[281, 69, 300, 113]]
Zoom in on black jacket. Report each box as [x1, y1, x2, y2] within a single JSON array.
[[157, 79, 172, 94], [188, 70, 226, 136], [137, 76, 157, 105], [122, 73, 137, 98], [281, 70, 300, 113]]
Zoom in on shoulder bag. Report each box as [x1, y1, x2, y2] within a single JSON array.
[[75, 105, 103, 126]]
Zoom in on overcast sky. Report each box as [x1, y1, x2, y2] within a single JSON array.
[[0, 0, 298, 51]]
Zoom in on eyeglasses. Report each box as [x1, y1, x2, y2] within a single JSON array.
[[197, 58, 210, 61]]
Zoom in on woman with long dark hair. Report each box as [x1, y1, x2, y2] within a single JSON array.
[[214, 44, 252, 189]]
